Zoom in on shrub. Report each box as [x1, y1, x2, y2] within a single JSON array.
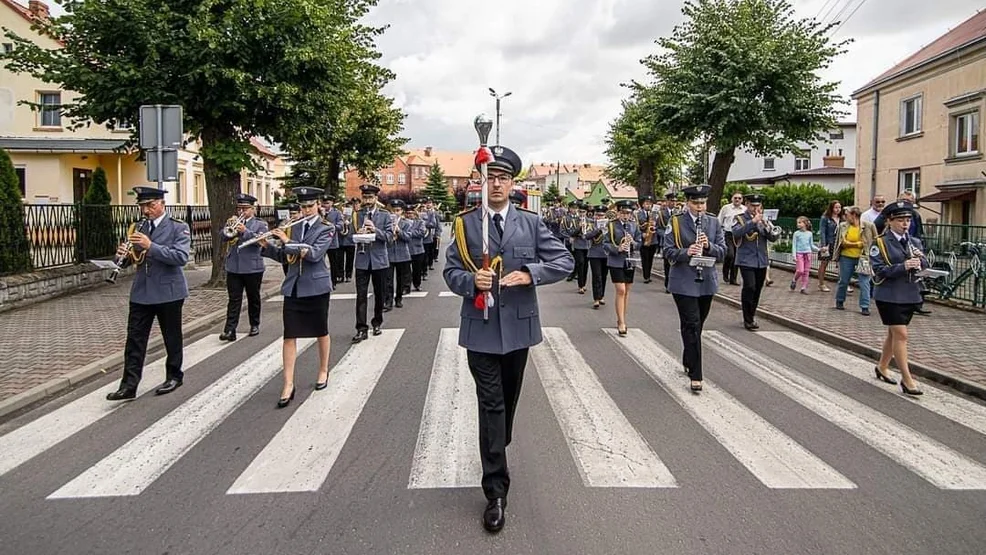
[[0, 148, 31, 274]]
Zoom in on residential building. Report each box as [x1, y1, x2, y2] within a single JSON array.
[[852, 9, 986, 225], [342, 146, 478, 200], [708, 123, 857, 193], [528, 163, 611, 194], [1, 0, 285, 206], [562, 180, 638, 206]]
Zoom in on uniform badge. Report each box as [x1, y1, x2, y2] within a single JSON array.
[[664, 225, 672, 235], [869, 245, 879, 257]]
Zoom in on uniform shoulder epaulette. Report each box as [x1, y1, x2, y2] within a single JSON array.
[[456, 206, 479, 217], [517, 207, 537, 215], [171, 217, 185, 224]]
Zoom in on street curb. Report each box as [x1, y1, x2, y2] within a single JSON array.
[[709, 293, 986, 402], [0, 283, 282, 419]]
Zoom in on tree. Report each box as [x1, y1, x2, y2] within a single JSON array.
[[685, 142, 709, 186], [605, 93, 689, 197], [543, 183, 562, 205], [638, 0, 848, 212], [78, 166, 116, 260], [3, 0, 392, 286], [421, 162, 452, 207], [0, 148, 30, 274]]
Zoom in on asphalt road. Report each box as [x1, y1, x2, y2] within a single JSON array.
[[2, 238, 986, 555]]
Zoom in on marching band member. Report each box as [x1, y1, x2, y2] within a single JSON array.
[[420, 198, 440, 279], [220, 193, 269, 341], [260, 186, 333, 407], [385, 199, 421, 309], [604, 199, 642, 336], [321, 194, 345, 285], [351, 184, 394, 343], [731, 194, 779, 330], [663, 185, 726, 392], [407, 203, 428, 291], [717, 191, 747, 286], [635, 195, 659, 284], [444, 144, 573, 533], [657, 192, 675, 293], [870, 200, 928, 395], [337, 198, 358, 283], [107, 187, 191, 401], [570, 200, 591, 294], [585, 204, 610, 309]]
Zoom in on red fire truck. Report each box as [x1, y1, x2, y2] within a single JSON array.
[[465, 181, 528, 208]]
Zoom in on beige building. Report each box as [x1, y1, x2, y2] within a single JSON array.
[[1, 0, 285, 205], [852, 10, 986, 225]]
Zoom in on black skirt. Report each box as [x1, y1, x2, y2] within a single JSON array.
[[283, 292, 330, 338], [610, 266, 635, 284], [876, 301, 919, 327]]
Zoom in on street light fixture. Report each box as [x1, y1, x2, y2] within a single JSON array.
[[489, 88, 512, 146]]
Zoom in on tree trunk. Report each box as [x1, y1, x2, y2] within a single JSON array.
[[707, 148, 736, 214], [636, 158, 656, 199], [327, 157, 342, 199], [201, 128, 242, 288]]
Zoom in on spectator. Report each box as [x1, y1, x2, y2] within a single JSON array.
[[817, 200, 843, 292], [790, 216, 818, 294], [833, 206, 877, 315], [860, 195, 886, 224]]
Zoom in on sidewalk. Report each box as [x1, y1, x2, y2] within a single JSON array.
[[0, 260, 283, 417], [708, 265, 986, 399]]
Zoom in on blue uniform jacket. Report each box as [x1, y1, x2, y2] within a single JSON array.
[[261, 217, 333, 298], [408, 219, 427, 256], [444, 204, 574, 355], [122, 215, 191, 305], [602, 220, 642, 269], [870, 232, 927, 304], [354, 207, 394, 271], [323, 208, 343, 249], [224, 216, 269, 274], [663, 212, 726, 297], [731, 213, 779, 268]]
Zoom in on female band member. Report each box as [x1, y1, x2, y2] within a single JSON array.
[[603, 199, 642, 336], [870, 200, 927, 396], [260, 186, 334, 407]]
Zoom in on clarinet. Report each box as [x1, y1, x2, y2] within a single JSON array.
[[904, 234, 923, 284], [695, 214, 705, 283], [622, 221, 634, 271]]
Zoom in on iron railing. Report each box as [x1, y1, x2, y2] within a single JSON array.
[[6, 204, 279, 275], [766, 217, 986, 307]]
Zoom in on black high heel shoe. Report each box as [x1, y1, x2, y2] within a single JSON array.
[[315, 375, 328, 391], [617, 322, 627, 337], [900, 382, 924, 396], [873, 366, 897, 385], [277, 386, 296, 408]]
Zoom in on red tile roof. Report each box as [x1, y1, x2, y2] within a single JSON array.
[[250, 137, 278, 158], [854, 10, 986, 95]]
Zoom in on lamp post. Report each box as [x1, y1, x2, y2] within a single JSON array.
[[488, 88, 512, 146]]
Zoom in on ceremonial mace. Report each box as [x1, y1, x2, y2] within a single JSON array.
[[474, 114, 494, 321]]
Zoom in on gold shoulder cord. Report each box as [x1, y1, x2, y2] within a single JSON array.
[[871, 235, 892, 285], [454, 215, 503, 278], [738, 214, 758, 241], [127, 222, 148, 267], [284, 225, 304, 274]]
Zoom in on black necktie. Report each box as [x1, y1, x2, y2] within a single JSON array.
[[303, 221, 310, 238], [493, 213, 504, 238], [900, 236, 909, 252]]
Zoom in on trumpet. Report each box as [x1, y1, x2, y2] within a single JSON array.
[[106, 217, 150, 284], [238, 216, 306, 249], [222, 214, 246, 238]]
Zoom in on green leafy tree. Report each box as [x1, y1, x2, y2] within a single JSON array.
[[0, 148, 30, 274], [605, 93, 688, 197], [686, 143, 710, 185], [422, 162, 452, 207], [78, 166, 116, 260], [638, 0, 848, 212], [3, 0, 392, 286], [543, 183, 562, 205]]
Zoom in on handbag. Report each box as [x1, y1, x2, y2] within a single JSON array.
[[856, 255, 872, 276]]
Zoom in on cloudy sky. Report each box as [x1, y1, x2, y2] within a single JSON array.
[[364, 0, 982, 166]]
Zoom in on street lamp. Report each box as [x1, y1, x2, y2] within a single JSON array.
[[488, 88, 512, 146]]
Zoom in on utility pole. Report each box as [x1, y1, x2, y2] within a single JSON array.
[[489, 88, 512, 146]]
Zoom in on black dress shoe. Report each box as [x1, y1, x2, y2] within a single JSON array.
[[248, 326, 260, 336], [482, 498, 506, 533], [743, 321, 757, 331], [915, 308, 932, 316], [395, 300, 403, 308], [383, 305, 392, 312], [106, 387, 137, 401], [352, 330, 368, 344], [277, 386, 296, 408], [155, 379, 182, 395], [372, 326, 382, 336], [219, 330, 236, 341]]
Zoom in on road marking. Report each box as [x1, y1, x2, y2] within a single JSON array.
[[533, 328, 676, 487], [609, 329, 853, 489], [759, 331, 986, 438], [47, 337, 315, 499], [268, 292, 370, 302], [0, 335, 233, 477], [438, 291, 457, 297], [227, 330, 403, 494], [407, 329, 480, 489], [403, 291, 428, 298], [706, 331, 986, 490]]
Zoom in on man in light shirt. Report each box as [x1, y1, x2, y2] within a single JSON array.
[[861, 195, 886, 224], [717, 192, 747, 285]]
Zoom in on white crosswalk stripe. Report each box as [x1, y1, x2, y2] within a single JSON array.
[[438, 291, 457, 297], [533, 328, 676, 487], [408, 328, 480, 489], [706, 331, 986, 490], [48, 337, 315, 499], [0, 335, 233, 478], [268, 292, 369, 302], [227, 330, 403, 494], [609, 329, 854, 489]]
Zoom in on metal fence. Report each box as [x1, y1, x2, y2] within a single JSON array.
[[767, 217, 986, 307], [9, 204, 279, 275]]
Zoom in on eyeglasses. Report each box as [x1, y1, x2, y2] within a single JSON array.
[[874, 200, 886, 205], [489, 175, 512, 184]]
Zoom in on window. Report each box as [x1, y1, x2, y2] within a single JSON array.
[[175, 170, 185, 204], [38, 92, 61, 127], [15, 167, 25, 197], [194, 173, 205, 204], [898, 169, 921, 198], [398, 173, 406, 185], [2, 43, 13, 54], [452, 178, 459, 187], [900, 95, 922, 136], [953, 111, 980, 156], [763, 158, 775, 171], [795, 150, 810, 171], [386, 173, 394, 185], [829, 129, 844, 140]]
